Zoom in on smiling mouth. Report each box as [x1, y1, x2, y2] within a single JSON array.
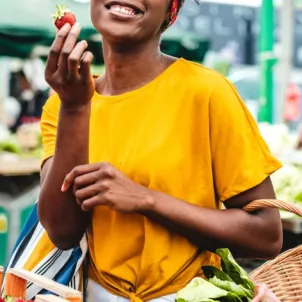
[[105, 1, 144, 16]]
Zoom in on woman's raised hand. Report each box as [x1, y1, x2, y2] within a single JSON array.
[[45, 23, 95, 110]]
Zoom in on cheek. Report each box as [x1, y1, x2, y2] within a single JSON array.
[[90, 1, 103, 27], [91, 12, 105, 33], [153, 1, 171, 26]]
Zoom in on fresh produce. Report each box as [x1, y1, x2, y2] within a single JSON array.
[[0, 138, 20, 154], [258, 123, 298, 155], [176, 248, 254, 302], [0, 122, 42, 159], [271, 164, 302, 204], [2, 297, 33, 302], [16, 123, 41, 150], [52, 5, 76, 29], [255, 122, 302, 207]]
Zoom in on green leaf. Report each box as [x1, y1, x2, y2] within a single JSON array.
[[215, 249, 255, 292], [176, 277, 229, 302], [209, 276, 253, 300], [177, 299, 217, 302], [202, 266, 234, 282]]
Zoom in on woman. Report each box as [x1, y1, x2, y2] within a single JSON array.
[[38, 0, 283, 301]]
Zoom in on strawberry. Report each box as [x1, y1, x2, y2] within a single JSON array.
[[0, 298, 5, 302], [2, 296, 15, 302], [14, 298, 24, 302], [52, 5, 76, 30]]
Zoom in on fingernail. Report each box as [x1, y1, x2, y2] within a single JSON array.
[[61, 184, 66, 192], [62, 23, 71, 30], [73, 22, 81, 29]]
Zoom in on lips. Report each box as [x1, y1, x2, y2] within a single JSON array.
[[105, 1, 144, 15]]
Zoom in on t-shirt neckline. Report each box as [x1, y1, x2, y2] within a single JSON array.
[[93, 57, 184, 103]]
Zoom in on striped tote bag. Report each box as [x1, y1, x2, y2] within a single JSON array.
[[1, 203, 88, 300]]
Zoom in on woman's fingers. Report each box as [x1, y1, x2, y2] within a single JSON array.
[[45, 22, 93, 85], [75, 184, 100, 202], [81, 195, 102, 211], [58, 23, 81, 74], [73, 171, 99, 194], [45, 23, 71, 78], [80, 51, 94, 80], [68, 41, 88, 80], [62, 163, 101, 192]]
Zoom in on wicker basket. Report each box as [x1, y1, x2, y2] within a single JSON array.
[[244, 199, 302, 301]]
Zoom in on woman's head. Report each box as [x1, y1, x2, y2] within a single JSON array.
[[90, 0, 185, 45]]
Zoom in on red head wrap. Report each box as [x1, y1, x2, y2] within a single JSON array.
[[167, 0, 185, 28]]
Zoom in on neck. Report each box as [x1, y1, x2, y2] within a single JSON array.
[[96, 38, 171, 96]]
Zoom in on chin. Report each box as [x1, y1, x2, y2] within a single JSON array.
[[98, 24, 143, 43], [97, 22, 159, 48]]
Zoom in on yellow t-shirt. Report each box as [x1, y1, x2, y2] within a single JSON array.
[[40, 58, 281, 301]]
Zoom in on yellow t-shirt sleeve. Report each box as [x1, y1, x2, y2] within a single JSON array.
[[40, 94, 60, 166], [209, 76, 282, 202]]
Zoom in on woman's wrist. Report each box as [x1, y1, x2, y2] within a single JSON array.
[[60, 102, 91, 115], [139, 189, 158, 214]]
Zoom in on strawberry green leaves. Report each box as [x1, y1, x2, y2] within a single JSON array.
[[52, 5, 76, 29]]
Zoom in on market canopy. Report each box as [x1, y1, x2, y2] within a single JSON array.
[[0, 0, 209, 62]]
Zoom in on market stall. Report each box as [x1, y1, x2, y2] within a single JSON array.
[[258, 123, 302, 253], [0, 123, 41, 265]]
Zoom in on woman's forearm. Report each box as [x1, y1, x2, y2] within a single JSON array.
[[38, 105, 91, 250], [143, 191, 282, 259]]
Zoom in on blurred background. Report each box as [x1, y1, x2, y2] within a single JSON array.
[[1, 0, 302, 271]]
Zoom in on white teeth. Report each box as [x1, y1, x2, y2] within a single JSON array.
[[110, 5, 135, 15]]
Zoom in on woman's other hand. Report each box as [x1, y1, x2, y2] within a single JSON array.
[[61, 163, 154, 213], [45, 23, 95, 110]]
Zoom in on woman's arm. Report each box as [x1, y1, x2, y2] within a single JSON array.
[[142, 177, 282, 259], [39, 107, 91, 250], [61, 163, 282, 259], [38, 23, 95, 250]]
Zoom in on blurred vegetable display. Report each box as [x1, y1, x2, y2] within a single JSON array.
[[258, 123, 298, 155], [271, 164, 302, 204], [257, 123, 302, 217], [0, 123, 42, 160]]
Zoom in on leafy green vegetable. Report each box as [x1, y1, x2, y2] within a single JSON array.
[[215, 249, 254, 292], [176, 277, 229, 302], [271, 164, 302, 204], [176, 249, 255, 302], [202, 266, 233, 282], [177, 299, 216, 302], [0, 141, 20, 154], [209, 276, 253, 300]]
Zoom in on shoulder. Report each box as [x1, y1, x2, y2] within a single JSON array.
[[177, 59, 237, 97], [177, 59, 231, 87], [178, 60, 256, 129], [177, 59, 242, 109]]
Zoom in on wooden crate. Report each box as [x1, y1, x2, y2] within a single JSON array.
[[0, 266, 3, 288], [2, 268, 82, 302], [35, 295, 71, 302]]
